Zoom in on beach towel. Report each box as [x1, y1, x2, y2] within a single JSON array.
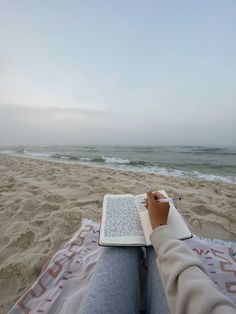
[[8, 219, 236, 313]]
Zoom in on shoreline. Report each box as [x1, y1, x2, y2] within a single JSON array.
[[1, 154, 236, 237], [1, 152, 235, 186], [0, 154, 236, 313]]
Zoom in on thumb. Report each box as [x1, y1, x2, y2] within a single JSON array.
[[147, 191, 156, 204]]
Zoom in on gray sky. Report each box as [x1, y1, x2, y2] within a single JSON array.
[[0, 0, 235, 146]]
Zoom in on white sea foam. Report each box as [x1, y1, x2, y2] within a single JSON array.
[[24, 150, 52, 158], [0, 150, 14, 154], [80, 157, 92, 161], [192, 171, 236, 184], [103, 156, 130, 164], [88, 162, 236, 184]]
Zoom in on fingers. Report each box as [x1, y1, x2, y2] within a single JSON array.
[[147, 192, 161, 209], [145, 191, 168, 209], [147, 191, 165, 202], [147, 191, 156, 204], [156, 192, 166, 199]]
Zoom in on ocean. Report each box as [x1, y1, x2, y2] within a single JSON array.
[[1, 145, 236, 184]]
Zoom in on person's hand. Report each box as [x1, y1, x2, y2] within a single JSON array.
[[146, 191, 170, 229]]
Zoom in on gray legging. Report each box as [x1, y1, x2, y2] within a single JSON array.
[[80, 247, 170, 314]]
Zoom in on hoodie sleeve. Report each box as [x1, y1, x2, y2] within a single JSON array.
[[150, 225, 236, 314]]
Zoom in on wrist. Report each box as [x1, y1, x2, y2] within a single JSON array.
[[151, 222, 167, 229]]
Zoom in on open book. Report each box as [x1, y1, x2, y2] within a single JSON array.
[[99, 190, 192, 246]]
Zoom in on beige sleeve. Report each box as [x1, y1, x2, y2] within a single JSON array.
[[150, 226, 236, 314]]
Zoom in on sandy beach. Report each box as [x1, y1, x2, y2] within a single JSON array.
[[0, 154, 236, 313]]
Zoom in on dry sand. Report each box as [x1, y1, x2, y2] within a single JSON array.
[[0, 154, 235, 313]]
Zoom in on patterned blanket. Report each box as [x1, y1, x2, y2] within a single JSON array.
[[8, 219, 236, 314]]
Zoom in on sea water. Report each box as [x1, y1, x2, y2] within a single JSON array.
[[0, 145, 236, 184]]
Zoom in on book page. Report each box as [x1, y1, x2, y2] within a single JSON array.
[[159, 190, 192, 240], [100, 195, 146, 246], [135, 194, 152, 245]]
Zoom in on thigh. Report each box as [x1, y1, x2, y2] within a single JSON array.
[[80, 246, 142, 314], [146, 247, 170, 314]]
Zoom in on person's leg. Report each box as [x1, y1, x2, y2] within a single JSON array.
[[146, 247, 170, 314], [80, 246, 142, 314]]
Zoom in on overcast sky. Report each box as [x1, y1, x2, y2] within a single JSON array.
[[0, 0, 235, 146]]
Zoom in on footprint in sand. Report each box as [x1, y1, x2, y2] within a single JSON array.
[[44, 193, 67, 203], [6, 230, 35, 250]]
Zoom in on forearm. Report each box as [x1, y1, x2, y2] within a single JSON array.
[[150, 226, 236, 314]]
